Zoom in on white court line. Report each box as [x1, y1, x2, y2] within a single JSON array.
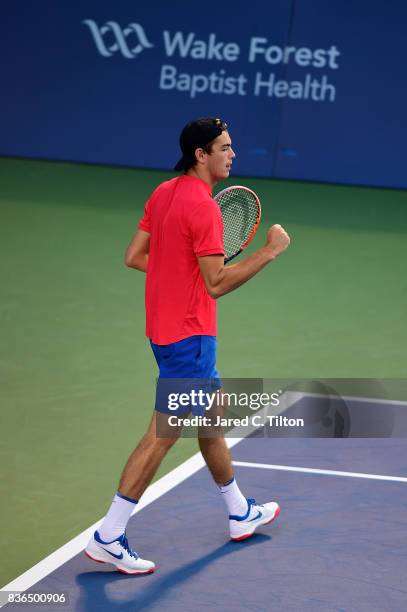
[[1, 397, 288, 593], [0, 437, 242, 594], [233, 461, 407, 482]]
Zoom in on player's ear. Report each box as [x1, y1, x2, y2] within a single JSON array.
[[194, 147, 206, 165]]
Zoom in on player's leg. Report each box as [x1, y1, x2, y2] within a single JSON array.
[[198, 432, 280, 541], [198, 378, 281, 542], [85, 412, 181, 573], [118, 411, 180, 500], [198, 435, 233, 485], [198, 434, 246, 513], [194, 336, 267, 534], [99, 412, 180, 538], [197, 385, 247, 514], [86, 336, 196, 572]]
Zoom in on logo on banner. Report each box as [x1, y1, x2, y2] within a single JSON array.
[[83, 20, 153, 58], [83, 19, 340, 103]]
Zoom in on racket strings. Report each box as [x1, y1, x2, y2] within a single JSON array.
[[217, 189, 259, 260]]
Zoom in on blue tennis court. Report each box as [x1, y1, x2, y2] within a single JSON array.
[[3, 399, 407, 612]]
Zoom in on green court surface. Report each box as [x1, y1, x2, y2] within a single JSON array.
[[0, 157, 406, 586]]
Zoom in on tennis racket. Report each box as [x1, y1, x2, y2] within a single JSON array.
[[214, 186, 261, 263]]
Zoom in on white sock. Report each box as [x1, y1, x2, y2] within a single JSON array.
[[219, 477, 248, 517], [98, 492, 137, 542]]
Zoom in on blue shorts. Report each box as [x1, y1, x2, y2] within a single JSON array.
[[150, 335, 221, 416]]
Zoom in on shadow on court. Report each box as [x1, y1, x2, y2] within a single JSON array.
[[75, 535, 271, 611]]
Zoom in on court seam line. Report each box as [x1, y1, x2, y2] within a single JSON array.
[[0, 437, 243, 595], [296, 391, 407, 407], [232, 461, 407, 482]]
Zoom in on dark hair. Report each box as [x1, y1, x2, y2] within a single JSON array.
[[174, 117, 228, 172]]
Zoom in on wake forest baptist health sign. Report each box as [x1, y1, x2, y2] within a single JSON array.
[[83, 20, 340, 102], [4, 4, 404, 188]]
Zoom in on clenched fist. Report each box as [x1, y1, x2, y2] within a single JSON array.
[[265, 224, 290, 257]]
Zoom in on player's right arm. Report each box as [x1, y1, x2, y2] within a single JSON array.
[[198, 224, 290, 299], [124, 229, 150, 272]]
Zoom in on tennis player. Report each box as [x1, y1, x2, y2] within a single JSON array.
[[85, 118, 290, 574]]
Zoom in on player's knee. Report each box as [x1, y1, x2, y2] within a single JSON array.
[[154, 435, 178, 450], [142, 428, 178, 449]]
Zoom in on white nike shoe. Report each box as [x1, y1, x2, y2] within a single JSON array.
[[85, 531, 156, 574], [229, 498, 280, 541]]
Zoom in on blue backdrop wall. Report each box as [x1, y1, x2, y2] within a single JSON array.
[[1, 0, 406, 188]]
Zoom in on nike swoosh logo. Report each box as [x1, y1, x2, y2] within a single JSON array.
[[102, 548, 123, 560], [248, 511, 262, 522]]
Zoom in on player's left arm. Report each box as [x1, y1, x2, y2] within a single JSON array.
[[124, 229, 150, 272]]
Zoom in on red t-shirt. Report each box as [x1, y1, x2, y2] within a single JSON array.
[[138, 175, 224, 345]]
